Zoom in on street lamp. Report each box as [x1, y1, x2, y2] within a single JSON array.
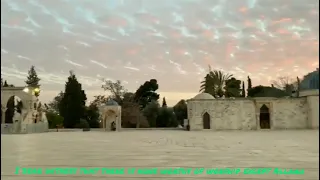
[[23, 87, 29, 93], [34, 88, 40, 93]]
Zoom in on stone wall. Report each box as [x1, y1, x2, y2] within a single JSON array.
[[1, 122, 49, 134], [188, 97, 311, 131], [272, 98, 308, 129], [307, 96, 319, 129], [188, 99, 256, 130]]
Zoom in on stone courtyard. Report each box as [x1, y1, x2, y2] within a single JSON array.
[[1, 130, 319, 180]]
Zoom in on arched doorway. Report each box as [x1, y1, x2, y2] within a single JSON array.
[[103, 110, 117, 131], [203, 112, 211, 129], [5, 96, 23, 124], [5, 96, 15, 123], [259, 104, 270, 129]]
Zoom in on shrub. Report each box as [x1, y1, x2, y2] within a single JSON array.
[[46, 112, 64, 129], [75, 119, 90, 130]]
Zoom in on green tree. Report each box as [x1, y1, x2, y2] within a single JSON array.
[[47, 91, 64, 113], [173, 99, 187, 126], [75, 119, 90, 130], [241, 81, 245, 97], [3, 80, 9, 87], [156, 107, 178, 127], [247, 76, 252, 96], [91, 95, 109, 106], [101, 79, 127, 105], [46, 112, 64, 129], [142, 100, 160, 127], [59, 71, 87, 128], [200, 74, 215, 96], [248, 85, 289, 97], [25, 66, 41, 97], [134, 79, 160, 109], [122, 96, 149, 128], [210, 69, 233, 97], [224, 77, 241, 97], [162, 97, 167, 107], [200, 67, 233, 97], [84, 104, 100, 128]]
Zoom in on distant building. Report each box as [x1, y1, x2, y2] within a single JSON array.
[[300, 68, 319, 90]]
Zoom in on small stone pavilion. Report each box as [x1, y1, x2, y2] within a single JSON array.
[[98, 99, 122, 131], [187, 90, 319, 131]]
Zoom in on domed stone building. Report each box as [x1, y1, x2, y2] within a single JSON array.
[[187, 90, 319, 131], [98, 99, 121, 131]]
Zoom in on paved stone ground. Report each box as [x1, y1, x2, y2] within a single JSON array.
[[1, 130, 319, 180]]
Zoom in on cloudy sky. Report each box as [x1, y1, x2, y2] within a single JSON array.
[[1, 0, 319, 105]]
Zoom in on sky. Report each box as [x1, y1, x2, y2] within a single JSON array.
[[1, 0, 319, 106]]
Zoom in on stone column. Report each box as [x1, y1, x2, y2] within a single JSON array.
[[256, 113, 260, 130], [103, 117, 106, 131], [2, 108, 7, 124], [116, 116, 120, 132], [116, 110, 121, 132]]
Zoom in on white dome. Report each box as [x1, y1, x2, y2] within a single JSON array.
[[193, 93, 215, 100]]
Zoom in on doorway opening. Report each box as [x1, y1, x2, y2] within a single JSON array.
[[203, 112, 210, 129], [259, 104, 270, 129]]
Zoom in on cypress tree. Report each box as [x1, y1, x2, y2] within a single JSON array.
[[25, 66, 41, 97], [59, 71, 87, 128], [241, 81, 246, 97], [162, 97, 167, 107], [247, 76, 252, 96]]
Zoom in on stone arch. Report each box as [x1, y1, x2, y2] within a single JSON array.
[[101, 109, 119, 131], [99, 100, 122, 131], [5, 96, 15, 123], [5, 96, 23, 124], [202, 112, 211, 129], [1, 87, 36, 111], [259, 104, 270, 129]]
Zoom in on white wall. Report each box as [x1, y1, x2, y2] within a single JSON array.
[[188, 97, 312, 131], [307, 96, 319, 129]]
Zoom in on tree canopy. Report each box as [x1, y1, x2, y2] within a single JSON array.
[[134, 79, 160, 109], [162, 97, 167, 107], [58, 71, 87, 128], [173, 99, 187, 126], [25, 66, 41, 97], [101, 79, 127, 104], [247, 86, 289, 97], [224, 77, 241, 97]]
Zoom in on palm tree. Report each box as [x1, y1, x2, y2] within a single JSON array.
[[199, 66, 233, 97], [209, 70, 233, 97], [200, 74, 215, 96]]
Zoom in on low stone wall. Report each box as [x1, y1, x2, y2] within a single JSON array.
[[1, 124, 15, 134], [49, 129, 84, 132], [48, 128, 108, 132], [21, 123, 49, 134], [47, 128, 184, 132], [1, 123, 49, 134], [122, 128, 184, 131]]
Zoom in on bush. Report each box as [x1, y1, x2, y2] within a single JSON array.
[[46, 112, 64, 129], [75, 119, 90, 130], [156, 107, 178, 127]]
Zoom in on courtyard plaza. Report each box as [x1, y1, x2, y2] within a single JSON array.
[[1, 130, 319, 180]]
